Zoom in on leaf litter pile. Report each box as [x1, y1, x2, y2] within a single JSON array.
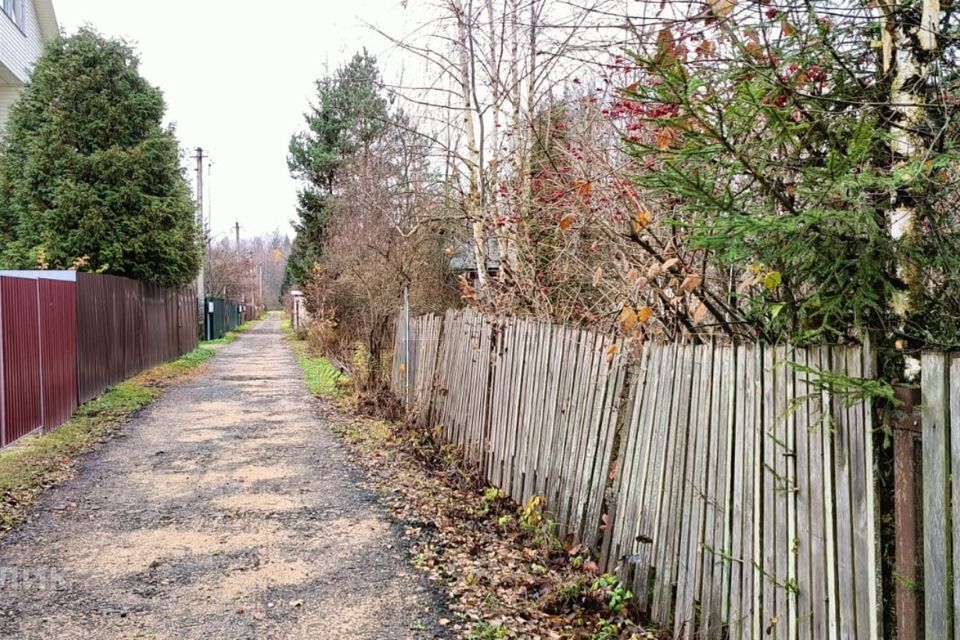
[[323, 404, 660, 639]]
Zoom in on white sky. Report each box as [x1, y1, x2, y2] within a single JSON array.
[[55, 0, 423, 241]]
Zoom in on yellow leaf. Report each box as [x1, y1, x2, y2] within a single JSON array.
[[763, 271, 782, 290], [575, 180, 593, 196], [633, 209, 652, 234], [619, 307, 638, 330], [655, 127, 676, 150], [709, 0, 736, 17], [559, 214, 575, 230], [680, 274, 702, 293], [606, 342, 619, 363], [781, 19, 796, 37], [637, 306, 653, 323]]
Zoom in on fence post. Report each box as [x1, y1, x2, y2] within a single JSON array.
[[403, 289, 411, 406], [893, 383, 922, 640]]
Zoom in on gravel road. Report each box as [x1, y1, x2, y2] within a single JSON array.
[[0, 314, 447, 639]]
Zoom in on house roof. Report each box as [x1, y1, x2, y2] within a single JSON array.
[[34, 0, 58, 41], [449, 237, 501, 274]]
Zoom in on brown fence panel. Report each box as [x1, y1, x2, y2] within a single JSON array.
[[38, 278, 78, 431], [142, 283, 179, 369], [177, 286, 198, 354], [78, 274, 199, 403], [77, 273, 144, 403], [0, 276, 43, 447]]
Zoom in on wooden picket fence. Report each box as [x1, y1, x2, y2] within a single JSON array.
[[391, 307, 884, 638]]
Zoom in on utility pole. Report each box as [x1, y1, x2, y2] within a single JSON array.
[[235, 221, 241, 258], [195, 148, 205, 338]]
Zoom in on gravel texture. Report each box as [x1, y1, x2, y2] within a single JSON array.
[[0, 314, 447, 639]]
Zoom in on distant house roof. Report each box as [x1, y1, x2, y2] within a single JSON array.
[[450, 238, 500, 274]]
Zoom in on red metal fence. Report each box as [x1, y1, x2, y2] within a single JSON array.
[[39, 278, 78, 431], [0, 272, 198, 448], [0, 276, 43, 447]]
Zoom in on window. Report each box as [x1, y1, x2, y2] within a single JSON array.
[[1, 0, 22, 28]]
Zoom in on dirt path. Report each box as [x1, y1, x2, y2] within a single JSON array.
[[0, 314, 447, 640]]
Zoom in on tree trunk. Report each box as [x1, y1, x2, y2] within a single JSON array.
[[881, 0, 940, 378], [454, 0, 490, 293]]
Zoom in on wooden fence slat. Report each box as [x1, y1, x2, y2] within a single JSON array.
[[776, 345, 791, 640], [570, 331, 607, 538], [492, 320, 512, 488], [506, 319, 527, 498], [761, 345, 777, 636], [751, 344, 764, 640], [785, 347, 798, 640], [862, 338, 882, 640], [950, 354, 960, 640], [794, 348, 812, 639], [728, 346, 747, 639], [831, 346, 856, 639], [806, 347, 828, 640], [546, 325, 573, 518], [636, 342, 678, 612], [603, 344, 645, 569], [846, 346, 871, 640], [923, 351, 951, 639], [556, 328, 585, 531], [550, 326, 582, 524], [584, 356, 626, 550], [653, 343, 695, 623], [537, 323, 563, 501], [674, 343, 707, 633], [698, 344, 721, 637], [617, 344, 660, 588], [717, 346, 736, 637]]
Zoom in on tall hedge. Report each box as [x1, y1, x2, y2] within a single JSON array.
[[0, 29, 200, 287]]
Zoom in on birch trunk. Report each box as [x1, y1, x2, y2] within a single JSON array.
[[484, 0, 507, 278], [506, 0, 523, 272], [881, 0, 940, 378], [454, 0, 489, 292]]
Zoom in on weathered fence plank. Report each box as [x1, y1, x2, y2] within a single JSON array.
[[922, 351, 951, 640]]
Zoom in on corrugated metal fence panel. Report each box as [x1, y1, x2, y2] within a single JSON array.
[[78, 273, 115, 403], [0, 272, 199, 448], [38, 278, 78, 431], [0, 276, 42, 447], [77, 273, 144, 403], [177, 287, 198, 353], [142, 284, 177, 369]]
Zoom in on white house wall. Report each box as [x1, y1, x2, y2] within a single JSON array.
[[0, 0, 44, 86], [0, 84, 19, 127]]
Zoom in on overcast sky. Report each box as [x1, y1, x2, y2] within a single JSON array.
[[55, 0, 421, 242]]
